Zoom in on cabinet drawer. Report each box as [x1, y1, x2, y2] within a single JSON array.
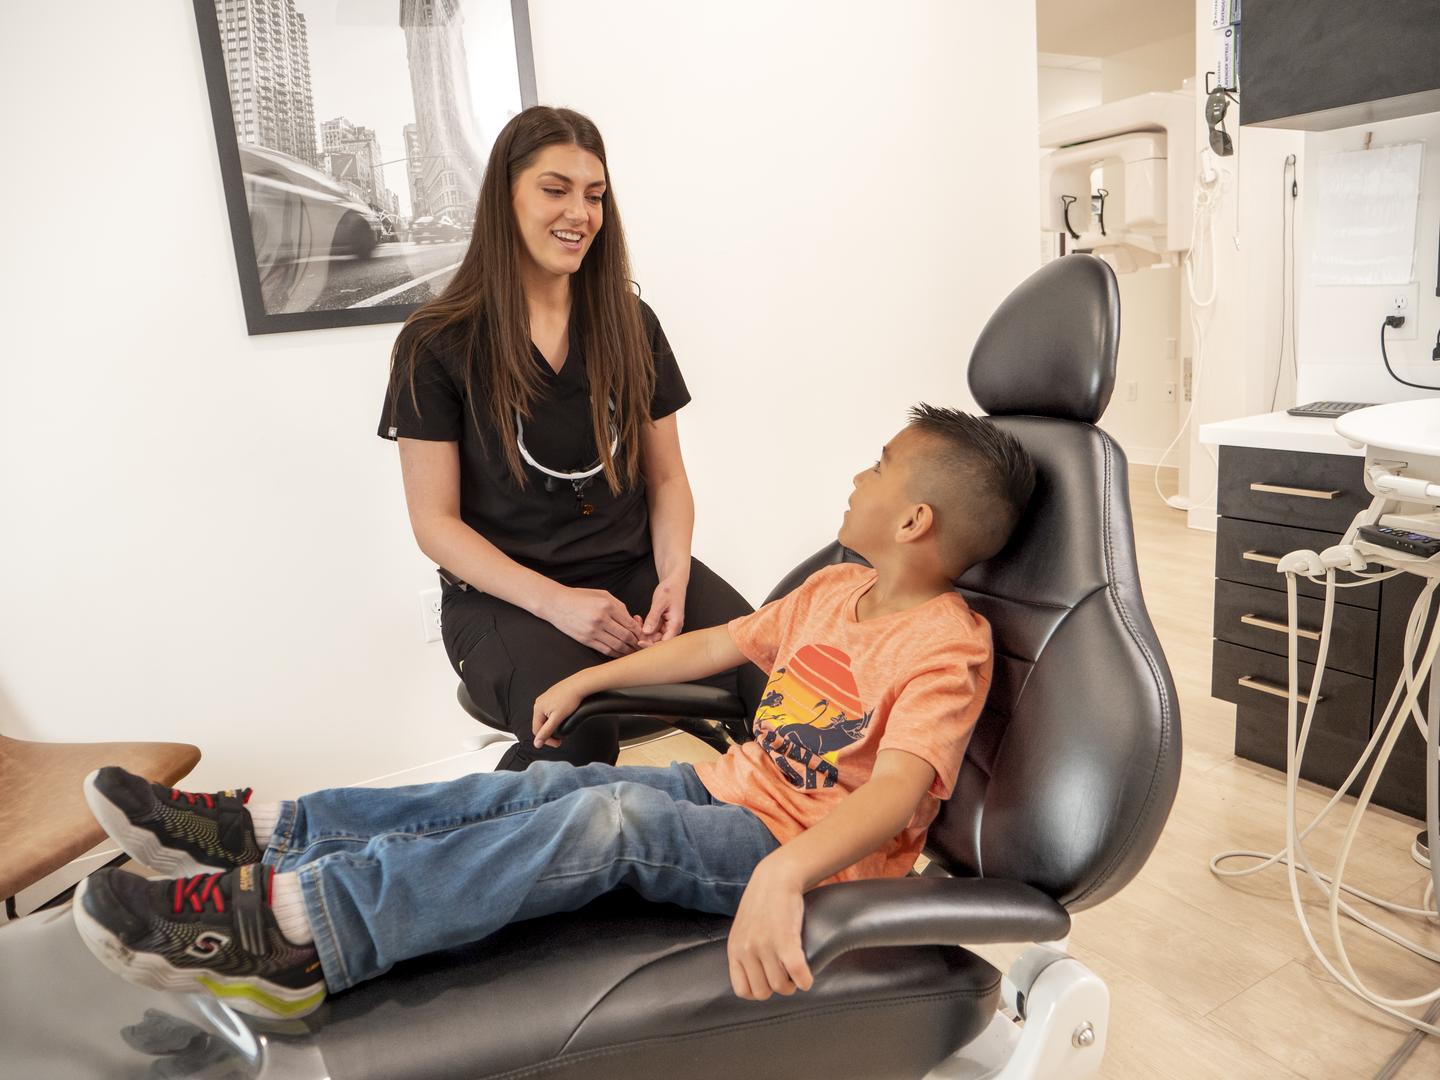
[[1217, 445, 1368, 532], [1233, 705, 1367, 801], [1214, 516, 1379, 610], [1213, 579, 1377, 677], [1235, 705, 1426, 821], [1375, 572, 1439, 725], [1212, 640, 1371, 739]]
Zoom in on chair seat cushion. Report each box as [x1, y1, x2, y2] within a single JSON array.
[[0, 737, 199, 900], [0, 891, 999, 1079], [312, 892, 1001, 1080]]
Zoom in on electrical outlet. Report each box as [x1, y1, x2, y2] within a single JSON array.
[[419, 587, 443, 643], [1386, 284, 1418, 340], [1162, 382, 1176, 402], [1125, 381, 1138, 401]]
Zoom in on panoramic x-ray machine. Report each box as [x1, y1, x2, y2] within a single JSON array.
[[1211, 400, 1440, 1055], [1039, 90, 1195, 273]]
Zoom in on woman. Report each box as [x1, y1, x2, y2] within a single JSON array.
[[379, 106, 754, 771]]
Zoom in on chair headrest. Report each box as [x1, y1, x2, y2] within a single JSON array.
[[967, 255, 1119, 424]]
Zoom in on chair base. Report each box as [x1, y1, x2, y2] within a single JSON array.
[[924, 949, 1109, 1079]]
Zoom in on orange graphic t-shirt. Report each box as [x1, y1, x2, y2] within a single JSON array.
[[692, 563, 992, 883]]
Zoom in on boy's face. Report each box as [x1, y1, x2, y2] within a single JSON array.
[[837, 427, 922, 556]]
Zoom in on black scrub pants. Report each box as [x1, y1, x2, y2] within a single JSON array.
[[441, 555, 763, 771]]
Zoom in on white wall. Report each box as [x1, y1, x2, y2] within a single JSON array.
[[0, 2, 1039, 795], [1100, 32, 1193, 102], [1038, 57, 1102, 124], [1096, 31, 1192, 468], [1181, 0, 1294, 529], [1036, 37, 1193, 468], [1295, 113, 1440, 405], [1181, 10, 1440, 530]]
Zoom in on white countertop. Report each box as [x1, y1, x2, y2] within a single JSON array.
[[1198, 410, 1364, 456]]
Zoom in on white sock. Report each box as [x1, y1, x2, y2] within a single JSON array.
[[247, 801, 279, 847], [269, 871, 313, 944]]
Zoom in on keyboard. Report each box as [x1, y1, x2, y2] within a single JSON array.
[[1285, 401, 1377, 419]]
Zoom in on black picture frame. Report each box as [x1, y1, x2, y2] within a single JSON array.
[[193, 0, 538, 335]]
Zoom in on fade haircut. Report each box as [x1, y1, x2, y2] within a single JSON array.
[[904, 404, 1037, 573]]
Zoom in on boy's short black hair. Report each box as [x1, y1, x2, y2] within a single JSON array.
[[905, 404, 1037, 573]]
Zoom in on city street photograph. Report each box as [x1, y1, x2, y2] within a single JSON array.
[[195, 0, 536, 333]]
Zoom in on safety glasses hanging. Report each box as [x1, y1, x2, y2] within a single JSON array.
[[1205, 72, 1239, 158], [515, 401, 619, 517]]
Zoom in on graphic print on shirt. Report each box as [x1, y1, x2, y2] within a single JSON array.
[[754, 644, 872, 789]]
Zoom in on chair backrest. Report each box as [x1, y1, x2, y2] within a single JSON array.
[[762, 256, 1180, 912]]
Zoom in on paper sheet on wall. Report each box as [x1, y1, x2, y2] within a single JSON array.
[[1310, 142, 1424, 286]]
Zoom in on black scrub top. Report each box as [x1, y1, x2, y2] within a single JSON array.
[[378, 300, 691, 587]]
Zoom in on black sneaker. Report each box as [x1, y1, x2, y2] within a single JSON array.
[[84, 767, 264, 875], [73, 864, 326, 1020]]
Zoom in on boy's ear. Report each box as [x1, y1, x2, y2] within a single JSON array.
[[894, 502, 937, 545]]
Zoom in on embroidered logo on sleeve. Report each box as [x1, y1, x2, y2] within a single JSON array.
[[754, 644, 871, 789]]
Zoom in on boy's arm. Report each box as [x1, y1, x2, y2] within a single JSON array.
[[531, 625, 745, 748], [727, 749, 936, 1001]]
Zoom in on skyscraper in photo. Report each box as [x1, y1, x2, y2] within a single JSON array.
[[321, 116, 392, 210], [400, 0, 482, 224], [403, 123, 428, 220], [214, 0, 318, 167]]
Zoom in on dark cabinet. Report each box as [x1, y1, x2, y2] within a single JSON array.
[[1213, 445, 1433, 819], [1240, 0, 1440, 131]]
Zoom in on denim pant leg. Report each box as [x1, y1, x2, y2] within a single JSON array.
[[262, 761, 779, 993]]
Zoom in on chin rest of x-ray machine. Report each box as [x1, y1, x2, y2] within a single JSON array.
[[0, 255, 1182, 1080]]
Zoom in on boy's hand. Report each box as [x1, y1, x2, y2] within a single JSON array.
[[532, 678, 586, 749], [727, 858, 813, 1000]]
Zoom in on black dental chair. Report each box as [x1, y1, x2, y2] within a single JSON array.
[[0, 255, 1181, 1080]]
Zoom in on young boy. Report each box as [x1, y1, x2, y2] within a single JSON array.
[[73, 405, 1035, 1020]]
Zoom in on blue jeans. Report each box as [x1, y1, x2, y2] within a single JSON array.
[[262, 761, 780, 992]]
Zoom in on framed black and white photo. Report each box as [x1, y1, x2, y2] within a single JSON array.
[[194, 0, 537, 335]]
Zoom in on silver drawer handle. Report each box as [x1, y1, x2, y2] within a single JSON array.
[[1238, 675, 1322, 706], [1241, 614, 1321, 641], [1249, 482, 1340, 500], [1241, 550, 1281, 566]]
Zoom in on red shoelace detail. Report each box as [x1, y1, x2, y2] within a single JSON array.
[[174, 872, 226, 915], [169, 786, 253, 809]]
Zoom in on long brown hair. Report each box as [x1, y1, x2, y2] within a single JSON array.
[[387, 106, 653, 494]]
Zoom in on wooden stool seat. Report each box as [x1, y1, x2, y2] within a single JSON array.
[[0, 735, 200, 903]]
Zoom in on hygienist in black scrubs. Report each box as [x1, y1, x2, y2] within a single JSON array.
[[379, 106, 754, 771]]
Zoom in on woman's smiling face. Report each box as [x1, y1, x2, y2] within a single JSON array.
[[511, 143, 606, 279]]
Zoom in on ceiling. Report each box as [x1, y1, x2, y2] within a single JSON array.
[[1036, 0, 1193, 58]]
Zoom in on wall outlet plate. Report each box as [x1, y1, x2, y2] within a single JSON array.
[[419, 587, 443, 643], [1386, 284, 1418, 340]]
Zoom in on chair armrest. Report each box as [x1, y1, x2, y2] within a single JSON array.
[[557, 684, 747, 735], [801, 877, 1070, 975]]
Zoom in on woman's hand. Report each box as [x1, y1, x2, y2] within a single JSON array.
[[641, 575, 688, 645], [726, 857, 814, 1001], [532, 676, 586, 749], [541, 587, 644, 657]]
